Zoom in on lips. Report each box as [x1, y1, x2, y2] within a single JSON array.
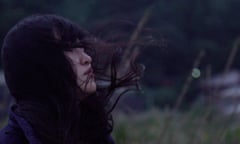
[[84, 68, 94, 75]]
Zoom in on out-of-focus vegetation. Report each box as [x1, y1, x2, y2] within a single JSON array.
[[113, 108, 240, 144], [1, 0, 240, 143]]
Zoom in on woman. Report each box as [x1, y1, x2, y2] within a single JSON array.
[[0, 15, 143, 144]]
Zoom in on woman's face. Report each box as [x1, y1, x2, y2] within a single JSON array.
[[64, 48, 97, 94]]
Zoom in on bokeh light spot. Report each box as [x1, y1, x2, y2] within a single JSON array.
[[192, 68, 201, 78]]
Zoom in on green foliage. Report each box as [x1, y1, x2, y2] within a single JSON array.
[[225, 128, 240, 144], [54, 0, 96, 24], [114, 123, 128, 144], [143, 86, 177, 108], [113, 109, 240, 144]]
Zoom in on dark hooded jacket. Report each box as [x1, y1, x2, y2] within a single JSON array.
[[0, 105, 41, 144], [0, 105, 115, 144]]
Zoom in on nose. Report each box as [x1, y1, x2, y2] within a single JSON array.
[[80, 52, 92, 65]]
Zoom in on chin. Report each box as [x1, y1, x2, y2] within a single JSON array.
[[83, 82, 97, 94]]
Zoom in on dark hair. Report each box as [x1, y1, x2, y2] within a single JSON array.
[[2, 14, 143, 144]]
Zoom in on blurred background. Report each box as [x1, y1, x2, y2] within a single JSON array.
[[1, 0, 240, 143]]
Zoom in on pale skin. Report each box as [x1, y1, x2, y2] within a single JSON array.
[[64, 48, 97, 94]]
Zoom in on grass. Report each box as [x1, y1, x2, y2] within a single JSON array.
[[112, 108, 240, 144]]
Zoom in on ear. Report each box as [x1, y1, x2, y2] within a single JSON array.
[[52, 27, 62, 40]]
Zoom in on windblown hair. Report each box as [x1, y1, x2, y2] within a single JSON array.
[[1, 15, 143, 144]]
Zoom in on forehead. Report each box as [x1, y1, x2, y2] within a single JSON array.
[[65, 48, 84, 55], [72, 48, 84, 53]]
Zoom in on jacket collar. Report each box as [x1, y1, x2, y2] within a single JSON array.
[[9, 105, 42, 144]]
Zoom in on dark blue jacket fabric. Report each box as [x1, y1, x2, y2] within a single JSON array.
[[0, 106, 115, 144], [0, 107, 42, 144]]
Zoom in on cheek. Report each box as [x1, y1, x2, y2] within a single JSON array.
[[74, 66, 86, 80]]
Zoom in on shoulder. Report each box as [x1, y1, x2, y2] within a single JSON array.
[[0, 124, 28, 144], [107, 135, 115, 144]]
